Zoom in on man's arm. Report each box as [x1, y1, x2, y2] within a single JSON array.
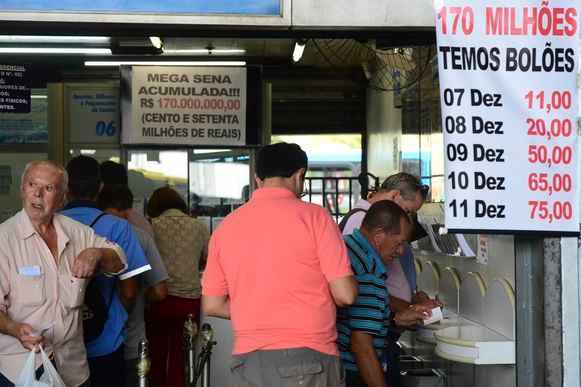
[[98, 247, 125, 274], [0, 312, 43, 351], [202, 295, 230, 319], [329, 276, 358, 307], [146, 281, 168, 303], [390, 296, 411, 313], [72, 247, 124, 278], [119, 278, 139, 311], [351, 331, 387, 387]]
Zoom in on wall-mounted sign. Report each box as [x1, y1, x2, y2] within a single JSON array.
[[436, 0, 579, 234], [125, 66, 247, 146], [0, 0, 288, 26], [0, 91, 47, 144], [0, 0, 281, 15], [67, 85, 120, 145], [0, 65, 30, 113]]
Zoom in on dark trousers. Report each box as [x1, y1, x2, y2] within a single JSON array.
[[384, 331, 402, 387], [146, 295, 200, 387], [345, 370, 368, 387], [89, 345, 125, 387]]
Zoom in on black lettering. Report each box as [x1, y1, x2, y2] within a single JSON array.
[[474, 172, 506, 190], [473, 145, 505, 162], [475, 200, 506, 218], [471, 89, 503, 107]]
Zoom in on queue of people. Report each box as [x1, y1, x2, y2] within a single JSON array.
[[0, 142, 434, 387], [202, 142, 439, 387], [0, 157, 204, 387]]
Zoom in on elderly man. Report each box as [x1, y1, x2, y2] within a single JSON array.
[[0, 160, 127, 387], [337, 200, 430, 387]]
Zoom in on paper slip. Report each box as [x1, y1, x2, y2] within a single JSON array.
[[423, 307, 443, 326]]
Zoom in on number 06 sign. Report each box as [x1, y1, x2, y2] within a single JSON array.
[[435, 0, 580, 234]]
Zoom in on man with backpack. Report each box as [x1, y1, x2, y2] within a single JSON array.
[[61, 156, 151, 387]]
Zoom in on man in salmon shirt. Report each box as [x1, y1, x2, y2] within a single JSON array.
[[202, 142, 358, 387]]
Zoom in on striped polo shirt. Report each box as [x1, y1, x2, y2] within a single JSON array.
[[337, 229, 391, 372]]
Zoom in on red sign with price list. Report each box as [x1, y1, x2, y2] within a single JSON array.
[[435, 0, 579, 234]]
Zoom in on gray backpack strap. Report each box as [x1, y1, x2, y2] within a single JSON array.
[[338, 208, 368, 232]]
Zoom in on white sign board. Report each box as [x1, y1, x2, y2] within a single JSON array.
[[435, 1, 579, 234], [67, 85, 120, 144], [125, 66, 246, 146]]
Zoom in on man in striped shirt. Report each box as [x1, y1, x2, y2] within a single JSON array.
[[337, 201, 430, 387]]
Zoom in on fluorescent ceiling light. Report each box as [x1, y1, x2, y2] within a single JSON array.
[[85, 60, 246, 67], [0, 35, 110, 44], [292, 40, 306, 63], [163, 48, 246, 55], [31, 95, 48, 99], [149, 36, 163, 49], [0, 47, 111, 55]]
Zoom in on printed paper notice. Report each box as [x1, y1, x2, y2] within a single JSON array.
[[126, 66, 246, 146]]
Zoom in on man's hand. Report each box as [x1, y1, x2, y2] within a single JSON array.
[[394, 304, 432, 328], [72, 248, 102, 278], [8, 321, 43, 352], [413, 291, 443, 309]]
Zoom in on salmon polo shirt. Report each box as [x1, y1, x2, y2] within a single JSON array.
[[202, 187, 353, 356]]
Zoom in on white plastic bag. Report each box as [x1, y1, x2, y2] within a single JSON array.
[[15, 346, 65, 387]]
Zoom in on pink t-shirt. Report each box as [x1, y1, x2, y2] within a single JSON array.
[[202, 187, 353, 356]]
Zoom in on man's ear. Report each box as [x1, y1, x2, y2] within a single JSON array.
[[254, 175, 264, 188], [386, 190, 399, 201], [292, 168, 306, 179], [371, 229, 385, 249]]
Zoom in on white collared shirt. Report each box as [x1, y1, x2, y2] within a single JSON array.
[[0, 210, 127, 386]]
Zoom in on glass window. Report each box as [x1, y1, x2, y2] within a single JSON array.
[[189, 149, 250, 217], [68, 148, 120, 163], [127, 149, 189, 216]]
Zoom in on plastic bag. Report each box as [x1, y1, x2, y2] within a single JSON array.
[[15, 346, 66, 387]]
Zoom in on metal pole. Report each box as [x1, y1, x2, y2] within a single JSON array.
[[137, 339, 150, 387], [199, 323, 215, 387], [184, 314, 197, 387], [515, 236, 545, 387]]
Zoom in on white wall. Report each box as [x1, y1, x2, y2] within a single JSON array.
[[366, 87, 402, 178], [292, 0, 435, 28]]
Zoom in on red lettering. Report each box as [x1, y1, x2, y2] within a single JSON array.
[[510, 8, 524, 35], [485, 7, 503, 35], [522, 7, 538, 35], [564, 8, 578, 36]]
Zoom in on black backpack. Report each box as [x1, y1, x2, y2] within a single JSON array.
[[82, 213, 116, 343]]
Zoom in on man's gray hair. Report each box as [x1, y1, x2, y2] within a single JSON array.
[[21, 160, 69, 194], [380, 172, 428, 201]]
